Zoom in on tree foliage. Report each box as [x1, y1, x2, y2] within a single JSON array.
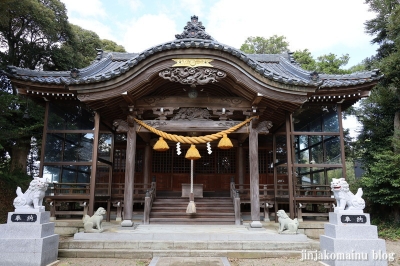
[[46, 25, 127, 70], [46, 24, 102, 70], [0, 0, 126, 175], [0, 0, 72, 70], [293, 49, 351, 74], [101, 39, 126, 53], [354, 0, 400, 220], [240, 35, 289, 54]]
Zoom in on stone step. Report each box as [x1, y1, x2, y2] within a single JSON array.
[[151, 206, 234, 211], [150, 212, 234, 217], [59, 239, 318, 250], [149, 218, 235, 224], [150, 197, 235, 224], [153, 200, 232, 204], [58, 249, 305, 259]]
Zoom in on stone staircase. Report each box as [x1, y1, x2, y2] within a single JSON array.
[[58, 224, 320, 259], [149, 197, 235, 224], [58, 239, 319, 259]]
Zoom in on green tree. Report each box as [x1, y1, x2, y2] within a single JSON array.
[[46, 24, 102, 70], [101, 39, 126, 53], [292, 49, 316, 71], [354, 0, 400, 221], [293, 49, 351, 74], [240, 35, 289, 54], [0, 0, 72, 70], [0, 0, 126, 174], [46, 25, 127, 70], [0, 0, 71, 174]]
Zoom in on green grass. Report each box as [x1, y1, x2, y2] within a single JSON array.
[[375, 219, 400, 241]]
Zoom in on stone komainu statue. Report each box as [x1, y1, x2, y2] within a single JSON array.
[[331, 178, 365, 211], [83, 207, 106, 233], [276, 209, 299, 234], [13, 177, 48, 211]]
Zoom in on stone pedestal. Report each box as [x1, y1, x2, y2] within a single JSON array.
[[0, 211, 59, 266], [320, 211, 387, 266]]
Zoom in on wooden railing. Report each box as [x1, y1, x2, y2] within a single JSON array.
[[230, 182, 241, 225], [294, 184, 334, 221], [45, 183, 91, 220], [295, 184, 332, 198], [232, 183, 277, 222], [233, 184, 276, 202], [112, 182, 156, 222], [143, 182, 157, 224], [231, 183, 334, 222], [45, 182, 156, 221], [47, 182, 90, 196]]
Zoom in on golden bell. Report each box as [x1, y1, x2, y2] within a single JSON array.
[[185, 145, 201, 160], [153, 137, 169, 151], [218, 134, 233, 149]]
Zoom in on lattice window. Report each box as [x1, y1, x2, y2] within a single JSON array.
[[258, 149, 267, 174], [152, 149, 174, 173], [195, 149, 215, 174], [216, 149, 236, 174], [135, 148, 144, 173], [113, 149, 126, 172], [245, 149, 273, 174], [113, 148, 143, 173], [172, 148, 190, 173]]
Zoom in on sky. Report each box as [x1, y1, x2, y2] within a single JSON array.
[[61, 0, 378, 68], [61, 0, 376, 137]]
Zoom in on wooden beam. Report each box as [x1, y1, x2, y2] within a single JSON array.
[[136, 96, 252, 109], [251, 93, 263, 107], [237, 133, 249, 143], [137, 120, 251, 133], [122, 91, 135, 105], [137, 132, 151, 142]]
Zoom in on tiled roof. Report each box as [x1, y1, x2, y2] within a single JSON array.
[[5, 16, 381, 89]]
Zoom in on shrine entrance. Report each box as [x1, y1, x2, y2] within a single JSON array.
[[152, 147, 236, 194]]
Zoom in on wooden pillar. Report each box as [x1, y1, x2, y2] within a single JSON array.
[[89, 112, 100, 216], [143, 143, 151, 186], [285, 112, 295, 219], [39, 102, 49, 177], [249, 122, 261, 227], [337, 104, 347, 179], [121, 115, 137, 227], [273, 134, 278, 222], [238, 143, 244, 188]]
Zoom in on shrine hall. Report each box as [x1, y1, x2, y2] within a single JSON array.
[[5, 16, 380, 227]]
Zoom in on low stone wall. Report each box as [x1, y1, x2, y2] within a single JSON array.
[[54, 220, 84, 236], [265, 221, 325, 239]]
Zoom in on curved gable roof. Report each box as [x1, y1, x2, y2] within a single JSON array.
[[5, 15, 381, 126], [5, 14, 381, 90], [6, 39, 380, 89]]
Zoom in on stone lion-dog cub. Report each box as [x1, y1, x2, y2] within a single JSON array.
[[83, 207, 106, 233], [277, 209, 299, 234]]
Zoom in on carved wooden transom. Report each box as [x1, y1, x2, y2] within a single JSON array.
[[159, 67, 226, 86]]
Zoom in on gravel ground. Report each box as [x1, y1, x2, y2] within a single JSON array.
[[54, 240, 400, 266]]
